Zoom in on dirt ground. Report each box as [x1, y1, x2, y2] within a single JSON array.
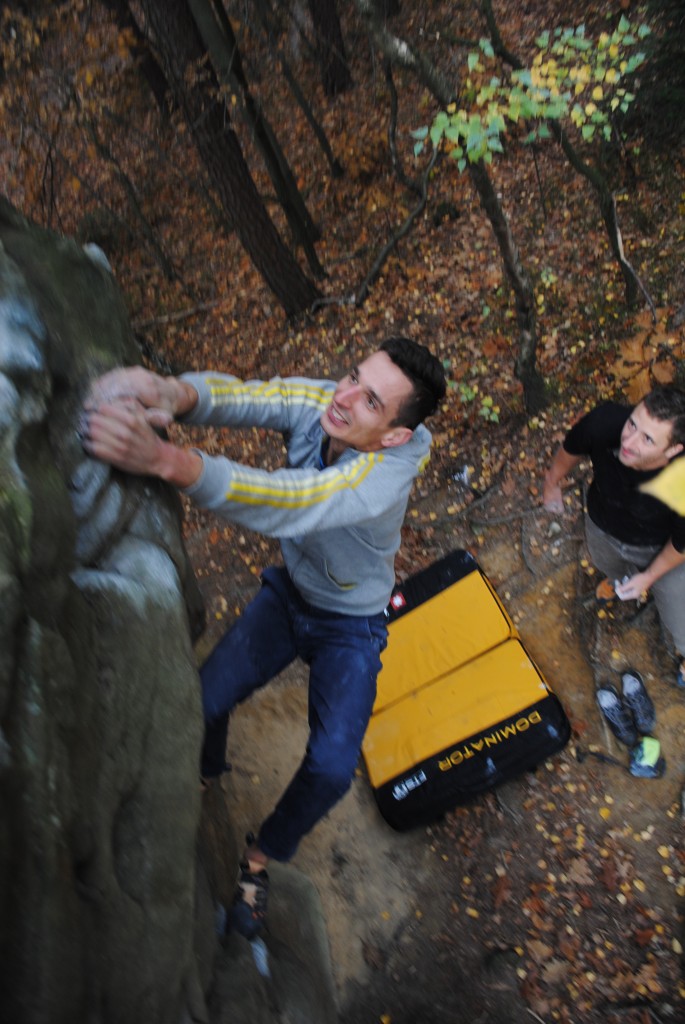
[[186, 468, 685, 1024]]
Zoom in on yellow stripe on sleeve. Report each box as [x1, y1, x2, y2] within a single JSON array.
[[225, 453, 383, 508], [207, 377, 331, 410]]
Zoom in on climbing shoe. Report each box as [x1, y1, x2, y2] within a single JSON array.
[[228, 834, 269, 940], [229, 859, 269, 939], [596, 684, 638, 748], [621, 670, 655, 735]]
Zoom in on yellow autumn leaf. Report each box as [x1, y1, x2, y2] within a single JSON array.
[[592, 86, 604, 101], [599, 807, 611, 819], [640, 458, 685, 514]]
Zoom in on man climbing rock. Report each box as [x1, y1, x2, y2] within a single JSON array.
[[83, 337, 446, 938]]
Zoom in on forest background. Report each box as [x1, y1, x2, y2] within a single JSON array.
[[3, 0, 684, 499], [2, 1, 685, 1022]]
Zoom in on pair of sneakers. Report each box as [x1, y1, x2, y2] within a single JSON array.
[[596, 670, 656, 748]]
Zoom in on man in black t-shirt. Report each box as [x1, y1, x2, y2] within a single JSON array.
[[543, 386, 685, 689]]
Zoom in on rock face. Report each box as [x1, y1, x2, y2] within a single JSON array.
[[0, 200, 338, 1024], [0, 199, 210, 1024], [0, 197, 335, 1024]]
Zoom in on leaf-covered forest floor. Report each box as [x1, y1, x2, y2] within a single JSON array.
[[4, 1, 685, 1021]]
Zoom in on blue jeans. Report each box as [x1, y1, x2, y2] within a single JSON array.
[[200, 567, 388, 861]]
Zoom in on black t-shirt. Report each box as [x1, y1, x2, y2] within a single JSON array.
[[563, 402, 685, 552]]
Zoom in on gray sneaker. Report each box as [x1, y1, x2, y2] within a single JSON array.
[[621, 670, 656, 735], [596, 685, 638, 748]]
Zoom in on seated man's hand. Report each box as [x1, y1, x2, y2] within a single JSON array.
[[614, 572, 650, 603], [85, 366, 196, 424]]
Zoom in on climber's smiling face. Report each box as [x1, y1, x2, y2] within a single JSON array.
[[320, 351, 414, 457]]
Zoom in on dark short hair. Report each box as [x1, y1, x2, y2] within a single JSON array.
[[642, 386, 685, 447], [379, 336, 447, 429]]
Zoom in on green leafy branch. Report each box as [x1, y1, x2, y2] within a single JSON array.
[[412, 16, 650, 169], [456, 381, 500, 423]]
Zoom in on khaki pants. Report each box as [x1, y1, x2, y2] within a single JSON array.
[[585, 514, 685, 657]]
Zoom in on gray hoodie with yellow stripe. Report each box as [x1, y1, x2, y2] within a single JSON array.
[[179, 371, 432, 615]]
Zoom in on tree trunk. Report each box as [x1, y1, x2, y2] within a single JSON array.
[[378, 0, 401, 19], [481, 0, 650, 312], [102, 0, 171, 115], [189, 0, 325, 279], [469, 162, 546, 413], [138, 0, 320, 318], [253, 0, 344, 178], [307, 0, 352, 97], [552, 126, 640, 308], [353, 0, 546, 413]]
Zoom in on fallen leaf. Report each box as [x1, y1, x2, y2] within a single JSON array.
[[599, 859, 618, 891], [542, 958, 569, 985], [527, 938, 553, 964], [634, 927, 654, 947], [492, 873, 511, 909], [568, 857, 593, 885]]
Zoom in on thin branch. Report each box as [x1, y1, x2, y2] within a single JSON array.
[[520, 516, 537, 575], [481, 0, 519, 68], [668, 302, 685, 329], [309, 292, 357, 313], [468, 508, 540, 527], [384, 58, 422, 195], [101, 105, 229, 230], [355, 147, 439, 305], [482, 0, 656, 318], [85, 120, 177, 280], [354, 0, 457, 105], [131, 299, 229, 329], [530, 144, 548, 221], [554, 126, 657, 320], [266, 38, 344, 177], [30, 122, 151, 261]]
